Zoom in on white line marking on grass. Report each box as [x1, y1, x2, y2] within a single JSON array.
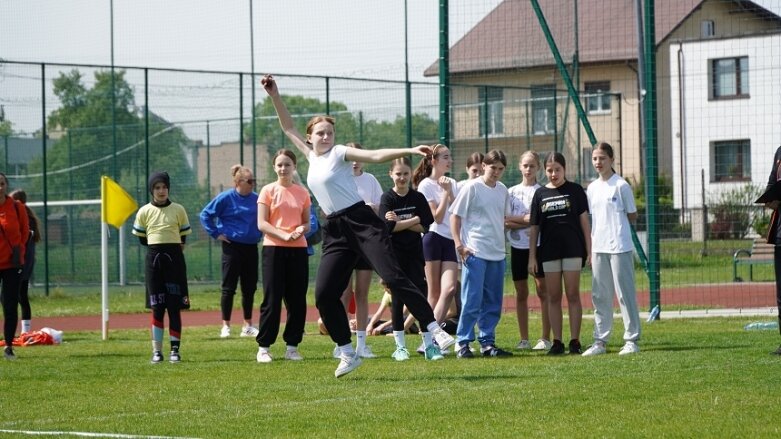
[[0, 429, 200, 439]]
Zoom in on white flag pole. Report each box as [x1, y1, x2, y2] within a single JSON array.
[[101, 221, 109, 340], [119, 224, 126, 286]]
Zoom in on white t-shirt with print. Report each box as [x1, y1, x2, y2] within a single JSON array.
[[506, 182, 541, 249], [307, 144, 362, 215], [587, 173, 637, 254], [449, 177, 509, 261], [417, 176, 458, 240]]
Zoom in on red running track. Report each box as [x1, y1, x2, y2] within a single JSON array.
[[33, 283, 776, 332]]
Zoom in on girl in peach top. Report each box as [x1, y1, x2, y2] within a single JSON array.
[[255, 149, 311, 363]]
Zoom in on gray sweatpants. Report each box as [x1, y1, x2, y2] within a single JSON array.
[[590, 251, 641, 344]]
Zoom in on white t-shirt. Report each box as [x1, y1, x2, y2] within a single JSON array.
[[456, 179, 471, 191], [449, 177, 509, 261], [354, 172, 383, 208], [307, 144, 362, 215], [417, 176, 458, 240], [506, 182, 541, 249], [587, 173, 637, 254]]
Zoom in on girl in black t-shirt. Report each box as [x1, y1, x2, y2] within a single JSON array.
[[528, 152, 591, 356], [379, 157, 435, 361]]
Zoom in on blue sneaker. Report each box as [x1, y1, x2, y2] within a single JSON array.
[[481, 345, 513, 357], [457, 344, 475, 359], [424, 345, 444, 361]]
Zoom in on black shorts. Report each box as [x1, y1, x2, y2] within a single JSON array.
[[511, 247, 544, 281], [422, 231, 458, 263]]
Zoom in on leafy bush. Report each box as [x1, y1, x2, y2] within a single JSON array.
[[708, 183, 763, 239]]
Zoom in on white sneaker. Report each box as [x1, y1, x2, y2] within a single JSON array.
[[284, 348, 304, 361], [618, 341, 640, 356], [357, 345, 378, 359], [256, 348, 273, 363], [516, 340, 532, 350], [240, 326, 259, 337], [532, 339, 552, 351], [334, 353, 362, 378], [582, 341, 607, 357], [392, 346, 410, 361], [433, 328, 455, 351], [220, 326, 231, 338], [332, 345, 341, 359]]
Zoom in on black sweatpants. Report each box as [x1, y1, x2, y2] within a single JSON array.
[[257, 246, 308, 347], [0, 267, 22, 346], [774, 246, 781, 334], [221, 241, 259, 322], [391, 247, 427, 332], [316, 203, 436, 346]]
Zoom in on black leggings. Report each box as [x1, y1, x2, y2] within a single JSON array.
[[152, 300, 182, 338], [0, 268, 22, 346], [316, 203, 436, 346]]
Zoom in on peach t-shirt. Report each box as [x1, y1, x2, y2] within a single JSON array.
[[258, 182, 311, 248]]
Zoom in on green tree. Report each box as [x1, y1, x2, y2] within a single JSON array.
[[0, 105, 12, 136], [27, 69, 202, 226], [247, 95, 360, 184]]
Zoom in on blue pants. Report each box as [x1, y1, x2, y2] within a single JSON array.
[[456, 255, 506, 347]]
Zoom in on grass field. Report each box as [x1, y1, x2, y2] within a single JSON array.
[[2, 314, 780, 438]]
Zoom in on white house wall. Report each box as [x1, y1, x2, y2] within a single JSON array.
[[669, 34, 781, 210]]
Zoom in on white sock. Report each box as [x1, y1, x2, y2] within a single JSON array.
[[422, 332, 433, 348], [393, 331, 406, 347], [286, 345, 297, 352], [258, 346, 269, 353], [339, 343, 355, 356], [152, 341, 162, 352], [356, 331, 367, 350], [21, 320, 31, 333]]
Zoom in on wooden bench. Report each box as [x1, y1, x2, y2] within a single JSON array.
[[733, 239, 775, 282]]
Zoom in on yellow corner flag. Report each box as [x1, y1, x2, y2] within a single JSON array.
[[101, 176, 138, 228]]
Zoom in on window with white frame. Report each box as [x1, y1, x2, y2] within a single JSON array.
[[585, 81, 611, 115], [478, 87, 504, 136], [712, 139, 751, 182], [710, 56, 749, 99], [531, 85, 555, 135]]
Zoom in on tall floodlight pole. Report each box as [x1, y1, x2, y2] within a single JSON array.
[[438, 0, 450, 144], [110, 0, 117, 179], [250, 0, 257, 174], [404, 0, 412, 148]]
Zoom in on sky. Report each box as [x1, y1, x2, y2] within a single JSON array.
[[1, 0, 780, 136], [0, 0, 505, 134], [0, 0, 503, 79]]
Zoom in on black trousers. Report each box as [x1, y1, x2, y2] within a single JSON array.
[[391, 247, 427, 332], [221, 241, 259, 322], [316, 203, 436, 346], [0, 267, 22, 346], [774, 247, 781, 334], [257, 246, 308, 347]]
